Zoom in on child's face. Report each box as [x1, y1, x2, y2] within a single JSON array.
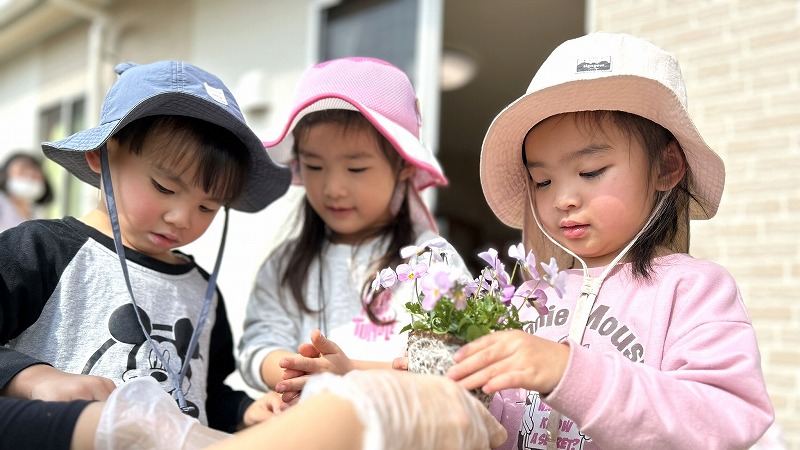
[[524, 113, 658, 267], [89, 134, 223, 263], [297, 122, 410, 244]]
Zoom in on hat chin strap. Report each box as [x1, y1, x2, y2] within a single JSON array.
[[100, 146, 227, 416], [525, 182, 669, 450]]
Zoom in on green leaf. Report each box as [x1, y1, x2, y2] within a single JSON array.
[[465, 324, 491, 342]]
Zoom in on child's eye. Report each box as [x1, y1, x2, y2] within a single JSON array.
[[152, 179, 173, 194], [348, 167, 367, 173], [303, 164, 322, 171], [580, 167, 607, 178], [199, 205, 217, 213], [533, 179, 550, 189]]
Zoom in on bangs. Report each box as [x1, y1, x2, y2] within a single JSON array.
[[115, 115, 250, 204], [292, 109, 404, 170]]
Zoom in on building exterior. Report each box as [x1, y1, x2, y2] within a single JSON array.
[[0, 0, 796, 447]]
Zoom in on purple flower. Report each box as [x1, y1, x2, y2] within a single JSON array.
[[528, 290, 549, 316], [478, 248, 501, 272], [371, 268, 397, 291], [508, 243, 526, 262], [396, 263, 428, 282], [400, 237, 448, 258], [509, 244, 540, 279], [541, 257, 566, 297], [420, 264, 455, 311], [461, 276, 479, 297], [513, 281, 549, 315], [452, 290, 468, 311]]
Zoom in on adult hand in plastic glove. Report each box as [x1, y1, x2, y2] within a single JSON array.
[[94, 377, 231, 449], [207, 370, 506, 450], [303, 370, 507, 450]]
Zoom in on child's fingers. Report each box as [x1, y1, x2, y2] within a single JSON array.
[[275, 375, 309, 394], [447, 339, 512, 390], [280, 355, 328, 373], [281, 390, 302, 404], [267, 392, 285, 416], [281, 368, 306, 380], [298, 342, 321, 358], [451, 331, 500, 363], [310, 329, 342, 356], [392, 356, 408, 371], [449, 362, 499, 392]]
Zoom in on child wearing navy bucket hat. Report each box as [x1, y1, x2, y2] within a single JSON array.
[[0, 60, 291, 432]]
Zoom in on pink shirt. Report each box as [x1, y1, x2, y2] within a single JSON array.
[[490, 253, 773, 450]]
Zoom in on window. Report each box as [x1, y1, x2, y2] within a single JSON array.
[[39, 97, 86, 217], [321, 0, 419, 81]]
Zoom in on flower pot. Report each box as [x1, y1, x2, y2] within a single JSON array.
[[407, 330, 494, 408]]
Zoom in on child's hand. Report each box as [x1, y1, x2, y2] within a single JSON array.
[[392, 351, 408, 371], [275, 329, 353, 398], [273, 340, 324, 403], [446, 329, 570, 395], [242, 391, 290, 427], [5, 364, 116, 401]]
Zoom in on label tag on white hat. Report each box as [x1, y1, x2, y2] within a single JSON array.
[[204, 82, 229, 105], [576, 57, 612, 73]]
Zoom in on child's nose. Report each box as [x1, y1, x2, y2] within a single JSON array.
[[323, 173, 346, 198], [554, 187, 580, 211], [164, 206, 191, 229]]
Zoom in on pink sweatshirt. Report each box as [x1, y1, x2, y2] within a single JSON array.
[[489, 253, 774, 450]]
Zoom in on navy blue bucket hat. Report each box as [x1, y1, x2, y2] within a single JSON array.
[[42, 60, 291, 212]]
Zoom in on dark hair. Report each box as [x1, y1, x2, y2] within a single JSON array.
[[278, 109, 413, 325], [524, 110, 701, 280], [111, 115, 250, 205], [0, 151, 54, 205]]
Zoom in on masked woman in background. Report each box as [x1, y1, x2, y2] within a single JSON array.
[[0, 152, 54, 232]]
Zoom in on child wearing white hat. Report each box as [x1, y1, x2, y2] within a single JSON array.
[[447, 32, 773, 449], [238, 57, 468, 400]]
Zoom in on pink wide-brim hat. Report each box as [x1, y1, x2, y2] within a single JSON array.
[[263, 57, 447, 191], [480, 32, 725, 230]]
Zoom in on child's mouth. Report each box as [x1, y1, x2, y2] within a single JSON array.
[[151, 232, 178, 247], [561, 224, 588, 239]]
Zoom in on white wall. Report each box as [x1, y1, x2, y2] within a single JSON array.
[[0, 54, 40, 159]]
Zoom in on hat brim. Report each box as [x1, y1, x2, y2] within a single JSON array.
[[43, 93, 291, 212], [480, 75, 725, 229], [263, 96, 447, 190]]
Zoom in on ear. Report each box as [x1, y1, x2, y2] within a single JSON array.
[[655, 140, 686, 191], [398, 163, 416, 182], [85, 149, 102, 174]]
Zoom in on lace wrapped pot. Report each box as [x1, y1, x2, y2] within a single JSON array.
[[407, 330, 494, 408]]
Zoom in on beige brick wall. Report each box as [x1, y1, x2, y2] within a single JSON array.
[[590, 0, 800, 448]]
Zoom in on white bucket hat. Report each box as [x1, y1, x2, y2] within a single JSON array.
[[480, 32, 725, 233]]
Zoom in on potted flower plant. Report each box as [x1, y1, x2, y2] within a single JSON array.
[[371, 237, 566, 406]]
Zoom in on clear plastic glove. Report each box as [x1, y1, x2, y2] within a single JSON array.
[[95, 377, 231, 449], [301, 370, 507, 450]]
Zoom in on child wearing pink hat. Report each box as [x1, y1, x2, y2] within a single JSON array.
[[446, 33, 773, 449], [237, 57, 467, 400]]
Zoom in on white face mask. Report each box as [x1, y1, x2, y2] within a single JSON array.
[[6, 177, 45, 203]]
